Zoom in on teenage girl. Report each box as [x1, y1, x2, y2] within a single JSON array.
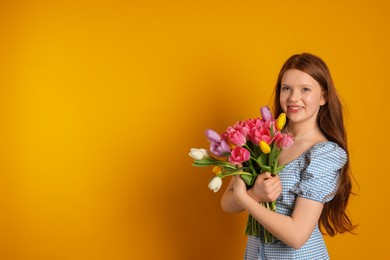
[[221, 53, 355, 259]]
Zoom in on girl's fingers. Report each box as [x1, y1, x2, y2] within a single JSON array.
[[264, 175, 280, 185], [269, 185, 282, 201]]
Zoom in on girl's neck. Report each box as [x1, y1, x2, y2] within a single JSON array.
[[285, 123, 320, 140]]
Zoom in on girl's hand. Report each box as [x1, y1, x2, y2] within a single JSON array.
[[232, 175, 250, 206], [248, 172, 282, 203]]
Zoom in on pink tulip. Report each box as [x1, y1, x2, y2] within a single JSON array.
[[248, 127, 273, 145], [228, 147, 250, 165], [222, 126, 235, 142], [227, 129, 246, 147], [233, 121, 250, 138], [274, 132, 294, 150], [246, 118, 263, 130], [261, 106, 273, 121]]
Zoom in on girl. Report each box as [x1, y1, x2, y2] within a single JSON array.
[[221, 53, 355, 259]]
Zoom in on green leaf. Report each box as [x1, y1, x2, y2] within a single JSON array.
[[193, 157, 218, 164], [275, 165, 285, 174], [192, 158, 236, 169], [258, 153, 267, 167], [192, 163, 210, 167], [241, 174, 253, 186], [268, 143, 276, 166], [261, 165, 271, 172]]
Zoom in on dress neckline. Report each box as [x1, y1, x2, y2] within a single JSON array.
[[282, 141, 336, 167]]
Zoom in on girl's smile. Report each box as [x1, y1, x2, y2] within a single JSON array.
[[287, 105, 303, 113]]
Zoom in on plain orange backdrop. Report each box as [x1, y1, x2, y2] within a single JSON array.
[[0, 0, 389, 259]]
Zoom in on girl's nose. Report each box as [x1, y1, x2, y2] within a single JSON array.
[[288, 90, 300, 102]]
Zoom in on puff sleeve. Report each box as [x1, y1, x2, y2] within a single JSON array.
[[290, 142, 347, 203]]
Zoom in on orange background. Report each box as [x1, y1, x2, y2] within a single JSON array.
[[1, 1, 389, 259]]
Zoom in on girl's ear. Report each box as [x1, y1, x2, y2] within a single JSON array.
[[320, 90, 327, 106]]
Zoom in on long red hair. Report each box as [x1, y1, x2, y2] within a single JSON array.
[[273, 53, 356, 236]]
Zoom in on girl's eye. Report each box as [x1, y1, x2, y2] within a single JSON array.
[[281, 86, 290, 92], [303, 87, 311, 92]]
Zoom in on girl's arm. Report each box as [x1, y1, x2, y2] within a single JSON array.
[[221, 172, 282, 213], [232, 175, 323, 250]]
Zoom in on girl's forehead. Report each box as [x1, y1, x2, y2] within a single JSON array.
[[281, 69, 319, 86]]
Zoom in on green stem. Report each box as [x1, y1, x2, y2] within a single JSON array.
[[249, 154, 264, 170], [217, 171, 252, 178], [271, 152, 278, 174], [248, 159, 257, 175], [268, 142, 276, 166], [244, 144, 255, 155]]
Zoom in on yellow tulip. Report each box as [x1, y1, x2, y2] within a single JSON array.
[[260, 141, 271, 154], [212, 166, 222, 175], [276, 113, 286, 130]]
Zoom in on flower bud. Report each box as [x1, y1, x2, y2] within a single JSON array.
[[212, 166, 222, 175], [205, 129, 221, 143], [260, 141, 271, 154], [261, 106, 273, 121], [275, 113, 286, 131], [208, 177, 222, 192], [188, 148, 209, 160]]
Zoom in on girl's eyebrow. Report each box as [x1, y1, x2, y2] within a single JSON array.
[[281, 83, 314, 87]]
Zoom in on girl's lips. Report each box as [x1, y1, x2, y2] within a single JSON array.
[[288, 106, 303, 113]]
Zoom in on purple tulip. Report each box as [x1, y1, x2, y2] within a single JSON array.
[[260, 106, 273, 121], [210, 140, 231, 156], [205, 129, 221, 143]]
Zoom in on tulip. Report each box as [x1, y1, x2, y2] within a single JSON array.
[[228, 130, 246, 147], [210, 140, 231, 156], [233, 121, 250, 137], [248, 127, 273, 145], [275, 113, 286, 131], [208, 176, 222, 192], [274, 133, 294, 150], [228, 147, 250, 165], [261, 106, 273, 121], [246, 118, 263, 130], [205, 129, 221, 143], [260, 141, 271, 154], [212, 166, 222, 175], [189, 148, 209, 160]]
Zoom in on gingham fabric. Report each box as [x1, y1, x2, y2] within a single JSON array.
[[244, 141, 347, 260]]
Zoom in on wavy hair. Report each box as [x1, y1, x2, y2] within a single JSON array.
[[273, 53, 356, 236]]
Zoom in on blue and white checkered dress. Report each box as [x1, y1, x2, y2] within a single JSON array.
[[244, 141, 347, 260]]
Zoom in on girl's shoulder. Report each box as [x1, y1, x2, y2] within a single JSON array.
[[307, 141, 345, 154], [304, 141, 347, 169]]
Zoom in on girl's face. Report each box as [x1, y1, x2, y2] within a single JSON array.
[[279, 69, 326, 126]]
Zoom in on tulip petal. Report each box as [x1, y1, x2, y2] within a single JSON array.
[[260, 141, 271, 154], [261, 106, 273, 121], [208, 177, 222, 192], [205, 129, 221, 143], [276, 113, 286, 130]]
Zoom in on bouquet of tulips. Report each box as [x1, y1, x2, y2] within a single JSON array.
[[189, 106, 294, 243]]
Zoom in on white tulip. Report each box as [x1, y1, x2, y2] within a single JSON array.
[[208, 177, 222, 192], [189, 148, 209, 160]]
